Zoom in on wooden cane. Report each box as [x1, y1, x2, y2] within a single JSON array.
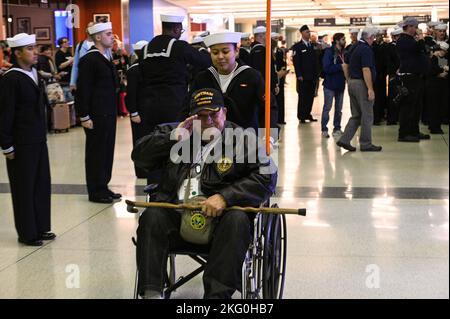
[[125, 200, 306, 216]]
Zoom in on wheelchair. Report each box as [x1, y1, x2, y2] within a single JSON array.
[[128, 184, 304, 299]]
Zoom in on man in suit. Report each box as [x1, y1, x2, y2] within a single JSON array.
[[292, 25, 319, 123], [76, 22, 122, 203]]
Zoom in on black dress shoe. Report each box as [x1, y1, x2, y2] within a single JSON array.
[[336, 141, 356, 152], [299, 119, 307, 123], [308, 117, 318, 122], [361, 145, 382, 152], [107, 190, 122, 199], [18, 238, 43, 246], [418, 132, 431, 140], [386, 121, 397, 126], [398, 135, 419, 142], [40, 232, 56, 241], [89, 196, 113, 204]]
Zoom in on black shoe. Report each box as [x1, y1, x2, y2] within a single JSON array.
[[430, 129, 444, 134], [107, 190, 122, 200], [336, 141, 356, 152], [89, 195, 113, 204], [299, 119, 307, 123], [373, 122, 382, 126], [398, 135, 420, 142], [40, 232, 56, 241], [278, 122, 287, 125], [18, 238, 43, 246], [418, 133, 431, 140], [361, 145, 382, 152], [386, 121, 397, 126], [308, 117, 318, 122]]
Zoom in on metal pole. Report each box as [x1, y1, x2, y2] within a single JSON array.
[[265, 0, 272, 155]]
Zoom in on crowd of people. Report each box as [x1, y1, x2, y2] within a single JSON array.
[[289, 20, 449, 151], [0, 13, 448, 298]]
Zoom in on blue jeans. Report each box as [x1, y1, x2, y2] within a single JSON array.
[[321, 87, 344, 132]]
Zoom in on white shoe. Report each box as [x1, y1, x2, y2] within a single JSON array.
[[332, 130, 343, 138], [322, 131, 330, 138]]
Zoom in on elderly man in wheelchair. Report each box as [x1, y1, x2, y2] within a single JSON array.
[[131, 88, 277, 299]]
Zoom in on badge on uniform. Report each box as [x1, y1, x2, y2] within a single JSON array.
[[190, 212, 206, 230], [216, 156, 233, 174]]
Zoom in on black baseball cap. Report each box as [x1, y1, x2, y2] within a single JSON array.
[[189, 88, 224, 115]]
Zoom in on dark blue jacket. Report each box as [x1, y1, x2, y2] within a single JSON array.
[[396, 33, 429, 75], [292, 40, 319, 81], [322, 45, 346, 92]]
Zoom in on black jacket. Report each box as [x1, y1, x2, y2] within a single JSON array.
[[274, 47, 287, 72], [238, 47, 251, 65], [396, 33, 429, 75], [248, 42, 279, 92], [75, 47, 120, 118], [139, 35, 212, 125], [131, 122, 277, 207], [125, 63, 143, 115], [386, 42, 400, 76], [428, 55, 448, 79], [292, 40, 319, 81], [0, 66, 48, 151], [186, 63, 278, 132], [372, 41, 389, 76]]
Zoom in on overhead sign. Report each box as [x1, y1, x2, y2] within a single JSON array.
[[350, 17, 369, 26], [256, 19, 284, 27], [314, 18, 336, 27], [403, 15, 432, 23]]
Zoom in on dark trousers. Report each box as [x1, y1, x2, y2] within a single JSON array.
[[387, 75, 399, 124], [276, 77, 286, 124], [427, 78, 448, 131], [374, 73, 387, 123], [136, 207, 252, 299], [297, 79, 316, 120], [6, 143, 51, 241], [398, 75, 424, 138], [84, 115, 116, 197]]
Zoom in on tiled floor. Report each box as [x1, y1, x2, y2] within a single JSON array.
[[0, 73, 448, 299]]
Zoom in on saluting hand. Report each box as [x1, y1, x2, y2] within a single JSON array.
[[175, 115, 198, 141], [201, 194, 227, 218], [82, 119, 94, 130]]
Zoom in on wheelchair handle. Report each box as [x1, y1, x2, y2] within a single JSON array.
[[125, 200, 306, 216]]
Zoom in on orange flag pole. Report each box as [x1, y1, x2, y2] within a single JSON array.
[[265, 0, 272, 155]]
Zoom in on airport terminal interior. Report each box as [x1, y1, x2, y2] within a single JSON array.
[[0, 0, 449, 299]]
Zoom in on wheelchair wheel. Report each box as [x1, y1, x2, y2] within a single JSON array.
[[262, 205, 287, 299], [242, 213, 265, 299]]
